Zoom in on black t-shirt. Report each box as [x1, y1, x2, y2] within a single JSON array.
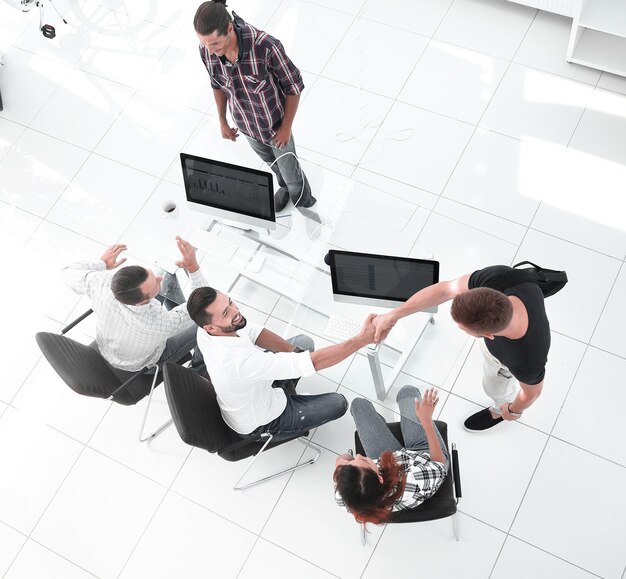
[[468, 265, 551, 385]]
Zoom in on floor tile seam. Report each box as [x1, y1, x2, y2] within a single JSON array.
[[24, 214, 109, 259], [429, 51, 518, 204], [299, 0, 363, 18], [125, 85, 211, 116], [311, 0, 363, 82], [2, 535, 100, 579], [359, 519, 390, 579], [503, 339, 591, 540], [586, 258, 626, 345], [4, 353, 48, 411], [430, 203, 523, 247], [548, 433, 626, 469], [18, 396, 114, 549], [167, 486, 264, 539], [256, 443, 310, 539], [584, 343, 626, 362], [350, 168, 436, 207], [115, 444, 196, 579], [509, 200, 542, 266], [487, 527, 511, 579], [234, 534, 263, 579], [561, 46, 605, 150], [0, 46, 74, 125], [79, 2, 180, 42], [5, 398, 102, 450], [437, 193, 538, 229], [504, 532, 607, 579], [347, 26, 437, 180], [0, 121, 27, 164], [526, 223, 626, 262], [248, 536, 343, 579], [7, 421, 102, 576]]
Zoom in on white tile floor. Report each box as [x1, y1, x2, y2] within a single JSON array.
[[0, 0, 625, 578]]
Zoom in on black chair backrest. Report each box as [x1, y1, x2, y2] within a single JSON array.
[[163, 362, 239, 453], [355, 420, 457, 523], [35, 332, 153, 406]]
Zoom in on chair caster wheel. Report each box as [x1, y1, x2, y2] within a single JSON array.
[[41, 24, 56, 38]]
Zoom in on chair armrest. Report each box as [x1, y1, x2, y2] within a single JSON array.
[[108, 366, 152, 399], [452, 443, 462, 499], [61, 309, 94, 334], [220, 432, 271, 454]]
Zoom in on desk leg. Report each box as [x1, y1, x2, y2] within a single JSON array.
[[367, 346, 386, 402]]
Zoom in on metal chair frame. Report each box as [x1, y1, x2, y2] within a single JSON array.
[[59, 308, 184, 443]]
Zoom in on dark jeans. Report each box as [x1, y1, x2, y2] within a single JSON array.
[[245, 134, 314, 207], [260, 391, 348, 441]]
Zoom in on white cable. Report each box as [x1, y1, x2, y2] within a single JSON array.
[[268, 149, 307, 210]]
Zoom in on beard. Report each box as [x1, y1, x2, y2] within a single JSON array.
[[218, 313, 247, 333]]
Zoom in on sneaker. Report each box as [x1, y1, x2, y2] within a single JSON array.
[[464, 408, 503, 432], [274, 187, 290, 212]]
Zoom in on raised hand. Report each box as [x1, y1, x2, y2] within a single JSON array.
[[100, 244, 127, 270], [175, 236, 199, 273], [416, 387, 439, 423]]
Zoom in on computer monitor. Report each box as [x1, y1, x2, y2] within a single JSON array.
[[327, 250, 440, 312], [180, 153, 276, 231]]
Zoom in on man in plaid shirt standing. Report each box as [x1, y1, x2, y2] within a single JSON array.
[[194, 0, 316, 213]]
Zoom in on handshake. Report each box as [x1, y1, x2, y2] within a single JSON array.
[[353, 313, 394, 347]]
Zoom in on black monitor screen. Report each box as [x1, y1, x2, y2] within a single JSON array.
[[180, 153, 275, 221], [329, 250, 439, 302]]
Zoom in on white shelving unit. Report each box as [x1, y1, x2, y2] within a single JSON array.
[[567, 0, 626, 76], [505, 0, 626, 78]]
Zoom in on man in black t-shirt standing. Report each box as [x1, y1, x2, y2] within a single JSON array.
[[372, 265, 550, 432]]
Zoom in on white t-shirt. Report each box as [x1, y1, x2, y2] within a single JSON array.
[[196, 322, 316, 434]]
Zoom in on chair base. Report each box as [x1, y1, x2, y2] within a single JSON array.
[[136, 365, 174, 443], [234, 436, 321, 491]]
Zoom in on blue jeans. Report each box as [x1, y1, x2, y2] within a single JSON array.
[[350, 385, 449, 464], [253, 334, 348, 440], [245, 134, 314, 207]]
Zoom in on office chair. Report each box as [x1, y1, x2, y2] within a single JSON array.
[[163, 361, 322, 490], [353, 420, 462, 546], [35, 309, 192, 442]]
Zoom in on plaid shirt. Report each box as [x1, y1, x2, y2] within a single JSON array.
[[199, 13, 305, 144], [335, 449, 448, 512], [62, 260, 207, 372]]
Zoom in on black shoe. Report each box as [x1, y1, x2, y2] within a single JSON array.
[[464, 408, 504, 432], [274, 188, 290, 212], [296, 195, 317, 209]]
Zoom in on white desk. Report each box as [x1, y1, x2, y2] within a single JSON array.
[[200, 220, 435, 402]]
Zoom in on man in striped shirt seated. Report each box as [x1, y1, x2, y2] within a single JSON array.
[[62, 237, 208, 375], [194, 0, 316, 213]]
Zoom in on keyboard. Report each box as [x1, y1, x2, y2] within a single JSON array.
[[323, 315, 362, 342], [190, 228, 239, 262]]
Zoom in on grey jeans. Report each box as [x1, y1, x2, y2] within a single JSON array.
[[350, 385, 449, 464], [157, 323, 207, 379], [245, 134, 313, 207]]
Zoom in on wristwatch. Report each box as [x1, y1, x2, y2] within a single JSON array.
[[507, 403, 523, 417]]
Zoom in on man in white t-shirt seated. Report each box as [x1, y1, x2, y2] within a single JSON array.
[[186, 287, 377, 439]]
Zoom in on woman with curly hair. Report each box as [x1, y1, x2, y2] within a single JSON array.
[[333, 385, 449, 524]]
